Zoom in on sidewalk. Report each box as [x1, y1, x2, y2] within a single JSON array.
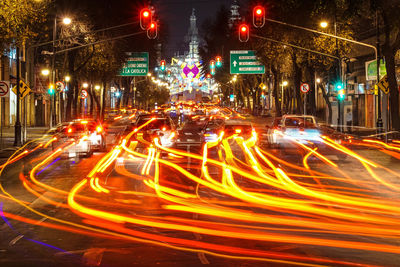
[[0, 127, 49, 157]]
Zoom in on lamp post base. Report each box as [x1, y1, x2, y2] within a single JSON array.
[[14, 122, 22, 146]]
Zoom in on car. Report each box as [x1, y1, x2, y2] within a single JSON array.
[[134, 115, 177, 148], [223, 120, 256, 141], [278, 115, 321, 144], [52, 120, 94, 158], [201, 118, 225, 145], [260, 117, 282, 147], [276, 115, 348, 160], [176, 117, 208, 150], [83, 120, 107, 151]]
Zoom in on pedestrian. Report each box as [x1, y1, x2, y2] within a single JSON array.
[[345, 108, 352, 134]]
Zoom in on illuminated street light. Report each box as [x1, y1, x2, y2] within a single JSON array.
[[320, 21, 328, 28], [147, 73, 152, 77], [62, 17, 72, 25], [282, 80, 288, 86], [64, 75, 71, 82], [232, 76, 237, 82], [316, 78, 321, 83], [95, 85, 101, 90], [41, 69, 50, 76], [82, 83, 89, 88]]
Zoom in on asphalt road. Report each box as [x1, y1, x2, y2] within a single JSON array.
[[1, 116, 400, 267]]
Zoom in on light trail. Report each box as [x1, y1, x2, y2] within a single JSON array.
[[2, 118, 400, 266]]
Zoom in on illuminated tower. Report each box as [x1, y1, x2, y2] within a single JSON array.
[[184, 8, 199, 61]]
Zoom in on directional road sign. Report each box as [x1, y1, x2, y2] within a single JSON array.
[[230, 50, 265, 74], [0, 81, 10, 98], [300, 83, 310, 93], [12, 80, 31, 99], [119, 52, 149, 76], [377, 75, 389, 94]]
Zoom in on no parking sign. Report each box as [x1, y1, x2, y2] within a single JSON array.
[[300, 83, 310, 93]]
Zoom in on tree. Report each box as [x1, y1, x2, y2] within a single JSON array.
[[0, 0, 49, 46]]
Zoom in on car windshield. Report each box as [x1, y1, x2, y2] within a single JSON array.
[[285, 117, 316, 128]]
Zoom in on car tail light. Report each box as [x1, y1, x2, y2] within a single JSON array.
[[81, 120, 88, 124], [162, 127, 166, 131], [235, 129, 242, 134], [67, 128, 73, 133]]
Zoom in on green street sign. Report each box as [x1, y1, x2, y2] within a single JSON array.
[[230, 50, 265, 74], [119, 52, 149, 76], [365, 59, 386, 81]]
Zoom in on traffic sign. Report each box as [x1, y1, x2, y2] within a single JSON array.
[[230, 50, 265, 74], [300, 83, 310, 93], [377, 75, 389, 94], [55, 81, 65, 92], [119, 52, 149, 76], [81, 89, 88, 99], [12, 80, 31, 99], [0, 81, 10, 98]]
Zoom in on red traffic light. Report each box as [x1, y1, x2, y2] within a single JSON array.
[[239, 24, 249, 42], [253, 6, 265, 28], [206, 74, 212, 79], [160, 59, 166, 70], [140, 8, 152, 30], [147, 22, 157, 39]]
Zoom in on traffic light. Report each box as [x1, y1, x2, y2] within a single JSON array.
[[206, 73, 212, 79], [48, 84, 55, 95], [253, 6, 265, 28], [239, 24, 249, 42], [215, 56, 222, 67], [336, 83, 345, 101], [140, 8, 152, 30], [160, 60, 166, 71], [210, 68, 216, 76], [147, 22, 157, 39], [210, 60, 216, 70], [167, 70, 171, 77]]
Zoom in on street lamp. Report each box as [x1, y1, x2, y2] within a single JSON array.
[[50, 16, 72, 128], [94, 85, 101, 90], [82, 83, 89, 89], [41, 69, 50, 76], [320, 21, 328, 28], [64, 75, 70, 82], [62, 17, 72, 25], [281, 80, 288, 114]]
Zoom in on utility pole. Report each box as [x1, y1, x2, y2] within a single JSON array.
[[14, 46, 22, 146], [376, 10, 383, 133]]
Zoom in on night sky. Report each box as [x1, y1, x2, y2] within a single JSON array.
[[155, 0, 236, 58]]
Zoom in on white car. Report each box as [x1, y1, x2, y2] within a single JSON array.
[[276, 115, 322, 146]]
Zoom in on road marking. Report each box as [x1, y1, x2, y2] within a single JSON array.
[[9, 234, 24, 246]]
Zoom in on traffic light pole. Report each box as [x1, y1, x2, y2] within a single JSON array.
[[264, 18, 381, 131]]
